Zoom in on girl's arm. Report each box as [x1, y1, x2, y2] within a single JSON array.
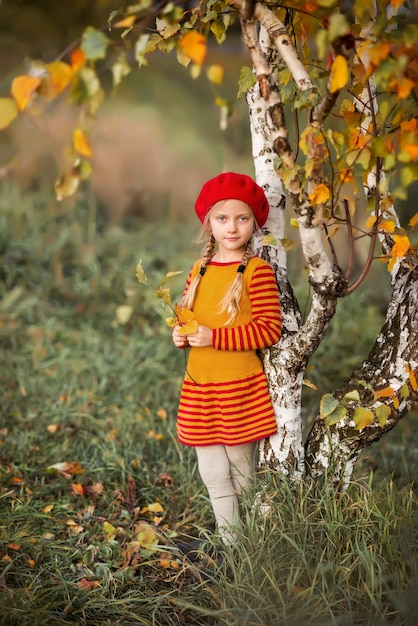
[[212, 264, 282, 351]]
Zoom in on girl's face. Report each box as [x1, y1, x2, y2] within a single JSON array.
[[208, 199, 255, 260]]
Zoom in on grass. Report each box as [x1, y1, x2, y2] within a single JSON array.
[[0, 186, 417, 625]]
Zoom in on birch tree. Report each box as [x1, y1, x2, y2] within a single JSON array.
[[0, 0, 417, 485]]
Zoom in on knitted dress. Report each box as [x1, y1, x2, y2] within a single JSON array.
[[176, 256, 282, 447]]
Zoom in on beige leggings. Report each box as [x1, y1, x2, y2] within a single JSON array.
[[195, 442, 257, 544]]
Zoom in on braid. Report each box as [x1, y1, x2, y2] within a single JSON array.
[[220, 238, 253, 325], [179, 236, 215, 310]]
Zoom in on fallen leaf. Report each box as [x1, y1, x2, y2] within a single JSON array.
[[47, 461, 84, 479], [71, 483, 84, 496]]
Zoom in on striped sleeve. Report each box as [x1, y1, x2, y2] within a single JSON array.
[[212, 264, 282, 351]]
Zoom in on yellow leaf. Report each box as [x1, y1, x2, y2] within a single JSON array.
[[73, 128, 93, 158], [177, 320, 198, 335], [309, 183, 330, 205], [329, 55, 349, 94], [147, 502, 164, 513], [180, 31, 207, 66], [55, 170, 80, 201], [365, 215, 377, 229], [379, 220, 396, 233], [262, 233, 279, 246], [353, 407, 374, 430], [135, 259, 148, 285], [42, 504, 53, 513], [393, 76, 414, 100], [391, 234, 410, 259], [303, 378, 317, 390], [175, 306, 198, 335], [46, 61, 73, 96], [155, 287, 171, 305], [103, 521, 116, 540], [47, 461, 85, 478], [155, 17, 180, 39], [11, 75, 41, 111], [160, 558, 180, 569], [166, 316, 176, 327], [114, 15, 137, 28], [368, 42, 391, 67], [207, 64, 224, 85], [0, 97, 18, 129]]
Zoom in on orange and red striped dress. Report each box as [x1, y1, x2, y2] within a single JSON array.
[[176, 256, 282, 447]]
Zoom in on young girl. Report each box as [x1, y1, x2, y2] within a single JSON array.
[[172, 172, 282, 545]]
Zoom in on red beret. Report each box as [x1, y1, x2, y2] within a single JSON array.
[[195, 172, 270, 228]]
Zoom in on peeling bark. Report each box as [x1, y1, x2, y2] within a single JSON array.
[[305, 262, 418, 485]]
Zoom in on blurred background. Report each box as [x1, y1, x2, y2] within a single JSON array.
[[0, 0, 254, 226]]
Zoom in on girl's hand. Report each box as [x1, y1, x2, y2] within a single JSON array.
[[187, 325, 213, 347], [172, 326, 189, 349]]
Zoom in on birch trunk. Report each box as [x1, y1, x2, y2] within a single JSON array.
[[236, 1, 416, 484], [305, 260, 418, 485]]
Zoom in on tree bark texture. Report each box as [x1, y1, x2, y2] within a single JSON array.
[[305, 261, 418, 485]]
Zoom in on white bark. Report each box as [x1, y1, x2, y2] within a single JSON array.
[[246, 78, 305, 477], [242, 17, 346, 477]]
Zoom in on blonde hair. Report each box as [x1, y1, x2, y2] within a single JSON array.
[[179, 209, 255, 325]]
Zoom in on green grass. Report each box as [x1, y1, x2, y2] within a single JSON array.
[[0, 187, 417, 625]]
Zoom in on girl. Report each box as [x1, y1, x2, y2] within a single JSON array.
[[172, 172, 282, 545]]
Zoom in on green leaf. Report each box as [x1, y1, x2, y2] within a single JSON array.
[[294, 88, 319, 110], [237, 66, 256, 100], [155, 287, 171, 305], [325, 405, 347, 427], [320, 393, 340, 418], [103, 521, 116, 540], [112, 55, 131, 87], [399, 384, 410, 399], [327, 13, 350, 43], [210, 20, 226, 44], [280, 237, 297, 251], [81, 26, 110, 61], [136, 260, 148, 285], [375, 404, 391, 427], [160, 270, 183, 285], [262, 233, 279, 247], [135, 34, 152, 68], [353, 407, 374, 430], [342, 389, 360, 402]]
